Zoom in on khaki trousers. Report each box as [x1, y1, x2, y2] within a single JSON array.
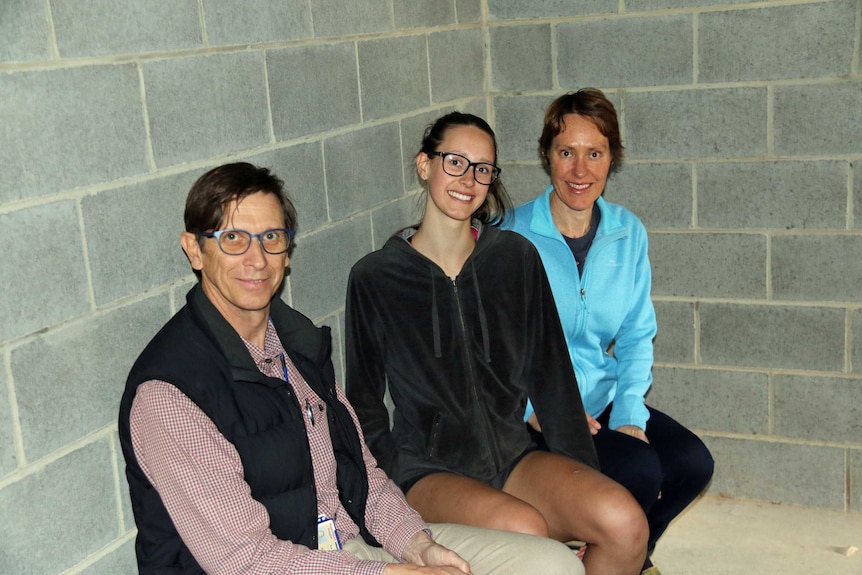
[[344, 523, 584, 575]]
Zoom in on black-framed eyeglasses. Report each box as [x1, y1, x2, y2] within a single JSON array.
[[200, 228, 295, 255], [427, 151, 501, 185]]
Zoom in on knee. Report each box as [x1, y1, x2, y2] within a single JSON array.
[[691, 444, 715, 488], [596, 488, 649, 553], [673, 438, 715, 495], [485, 501, 549, 537]]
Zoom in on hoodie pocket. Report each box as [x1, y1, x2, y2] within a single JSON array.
[[424, 411, 443, 460]]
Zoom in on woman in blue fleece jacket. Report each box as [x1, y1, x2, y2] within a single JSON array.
[[504, 89, 714, 575]]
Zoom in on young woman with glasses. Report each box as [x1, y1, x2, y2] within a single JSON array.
[[345, 112, 648, 575]]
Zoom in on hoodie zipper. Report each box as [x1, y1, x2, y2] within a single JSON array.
[[451, 278, 503, 471]]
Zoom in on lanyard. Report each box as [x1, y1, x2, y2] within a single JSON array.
[[280, 352, 315, 426], [278, 353, 290, 383]]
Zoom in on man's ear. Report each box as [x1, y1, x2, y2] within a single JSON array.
[[415, 152, 430, 182], [180, 232, 204, 271]]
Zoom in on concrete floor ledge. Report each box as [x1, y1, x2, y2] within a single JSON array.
[[652, 496, 862, 575]]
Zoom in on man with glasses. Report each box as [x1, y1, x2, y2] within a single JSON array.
[[118, 162, 584, 575]]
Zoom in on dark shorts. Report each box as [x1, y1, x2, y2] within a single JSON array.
[[401, 444, 537, 494]]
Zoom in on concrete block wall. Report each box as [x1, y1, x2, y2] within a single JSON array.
[[0, 0, 858, 572], [0, 1, 485, 572], [488, 0, 862, 513]]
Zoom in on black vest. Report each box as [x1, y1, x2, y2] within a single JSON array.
[[118, 285, 379, 574]]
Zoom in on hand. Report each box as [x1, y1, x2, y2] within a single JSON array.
[[585, 413, 601, 435], [615, 425, 648, 443], [398, 531, 472, 574], [383, 564, 469, 574], [383, 563, 472, 575], [526, 412, 542, 432]]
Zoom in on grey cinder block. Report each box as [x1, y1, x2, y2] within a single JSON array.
[[456, 0, 482, 23], [144, 52, 270, 167], [372, 194, 423, 250], [853, 309, 862, 375], [289, 216, 373, 321], [0, 442, 118, 574], [358, 35, 430, 120], [312, 0, 391, 37], [625, 88, 767, 160], [772, 235, 862, 301], [52, 0, 201, 57], [502, 163, 552, 208], [115, 445, 134, 532], [650, 233, 766, 298], [324, 123, 404, 220], [0, 0, 51, 62], [490, 24, 553, 91], [774, 81, 862, 156], [626, 0, 751, 10], [649, 367, 768, 435], [83, 172, 194, 305], [394, 0, 456, 28], [0, 370, 14, 475], [11, 296, 168, 462], [704, 436, 845, 510], [0, 202, 90, 341], [0, 65, 148, 201], [202, 0, 312, 46], [493, 95, 550, 162], [851, 450, 862, 512], [698, 161, 847, 230], [429, 28, 484, 104], [699, 1, 856, 82], [607, 163, 692, 229], [774, 374, 862, 444], [855, 162, 862, 230], [81, 539, 138, 575], [653, 300, 695, 364], [487, 0, 615, 20], [699, 303, 844, 371], [248, 143, 328, 233], [557, 15, 693, 88], [268, 43, 361, 140]]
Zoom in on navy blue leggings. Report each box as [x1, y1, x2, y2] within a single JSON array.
[[593, 405, 714, 562]]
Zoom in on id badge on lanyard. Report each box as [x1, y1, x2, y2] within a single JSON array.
[[317, 515, 342, 550]]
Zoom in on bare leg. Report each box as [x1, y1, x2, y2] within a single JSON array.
[[503, 451, 648, 575], [407, 472, 550, 536]]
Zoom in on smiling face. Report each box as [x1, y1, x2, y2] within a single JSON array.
[[180, 192, 289, 334], [416, 125, 495, 225], [547, 113, 613, 220]]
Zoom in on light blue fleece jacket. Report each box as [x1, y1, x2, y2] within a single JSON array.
[[504, 187, 656, 430]]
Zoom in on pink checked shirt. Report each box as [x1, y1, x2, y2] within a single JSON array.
[[130, 321, 427, 575]]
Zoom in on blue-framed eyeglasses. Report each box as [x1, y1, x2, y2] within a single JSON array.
[[427, 151, 501, 185], [200, 228, 295, 255]]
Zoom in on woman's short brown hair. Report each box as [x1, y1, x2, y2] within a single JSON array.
[[538, 88, 624, 172]]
